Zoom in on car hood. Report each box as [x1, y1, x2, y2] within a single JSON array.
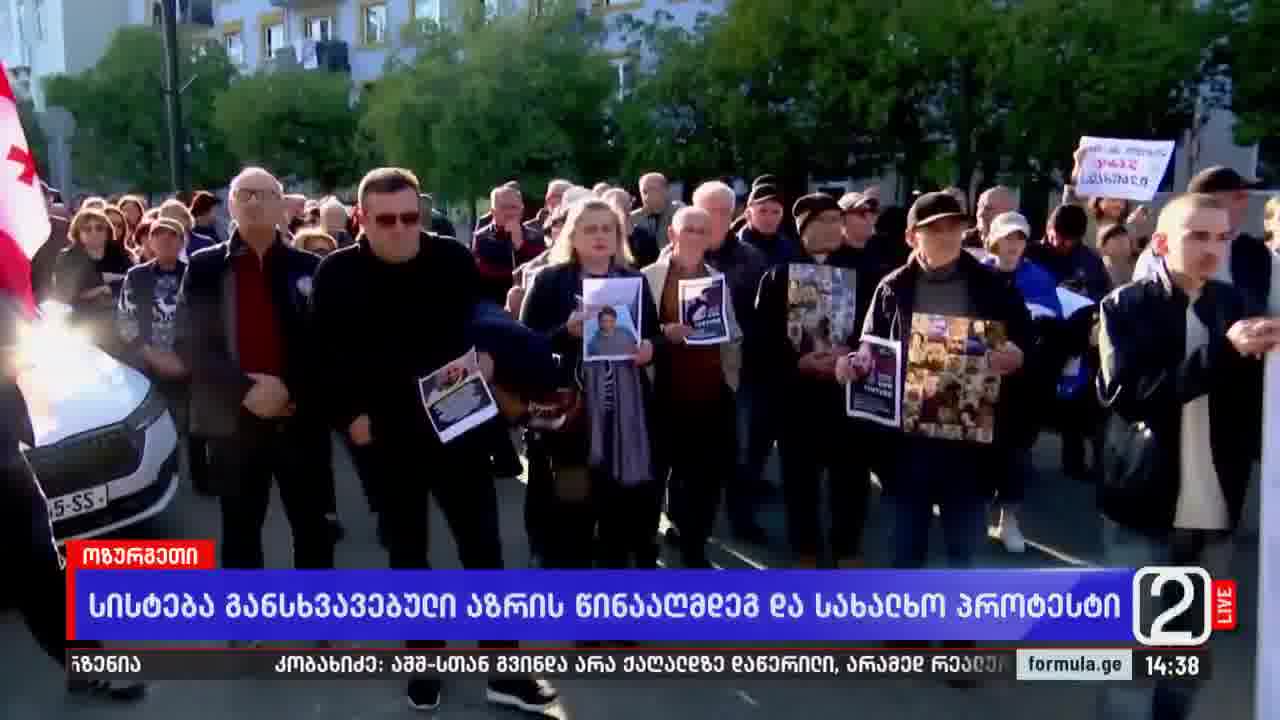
[[17, 343, 150, 447]]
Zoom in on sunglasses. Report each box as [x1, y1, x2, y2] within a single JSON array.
[[372, 212, 422, 228]]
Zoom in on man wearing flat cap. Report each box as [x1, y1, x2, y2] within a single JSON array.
[[1134, 165, 1272, 316], [739, 184, 802, 267], [751, 193, 873, 569], [840, 191, 1033, 573]]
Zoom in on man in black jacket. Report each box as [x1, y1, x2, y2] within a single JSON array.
[[175, 167, 335, 573], [844, 191, 1032, 571], [754, 193, 875, 567], [693, 180, 772, 543], [1096, 193, 1276, 720], [310, 167, 559, 715], [0, 291, 146, 701]]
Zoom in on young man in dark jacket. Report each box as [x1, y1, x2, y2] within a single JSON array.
[[842, 191, 1032, 570], [753, 193, 874, 568], [174, 168, 335, 573], [310, 167, 559, 714], [738, 184, 803, 267], [1096, 193, 1276, 720]]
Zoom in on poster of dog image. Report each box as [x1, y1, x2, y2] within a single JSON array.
[[902, 313, 1007, 444], [786, 264, 857, 353]]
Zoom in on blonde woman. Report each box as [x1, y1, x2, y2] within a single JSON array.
[[518, 199, 661, 571], [52, 209, 132, 351]]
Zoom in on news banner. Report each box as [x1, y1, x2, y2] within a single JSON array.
[[63, 541, 1237, 684]]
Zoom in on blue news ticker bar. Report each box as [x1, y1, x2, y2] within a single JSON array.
[[73, 569, 1134, 642]]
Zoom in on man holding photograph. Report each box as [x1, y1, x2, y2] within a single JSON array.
[[586, 305, 639, 358], [310, 167, 559, 715]]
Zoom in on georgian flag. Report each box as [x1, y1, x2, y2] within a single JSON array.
[[0, 63, 50, 317]]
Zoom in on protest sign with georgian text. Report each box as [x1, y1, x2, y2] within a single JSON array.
[[1076, 136, 1175, 202]]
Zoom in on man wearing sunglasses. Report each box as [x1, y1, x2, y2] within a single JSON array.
[[310, 167, 560, 715], [175, 167, 336, 577]]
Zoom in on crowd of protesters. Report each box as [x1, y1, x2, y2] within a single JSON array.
[[2, 144, 1279, 719]]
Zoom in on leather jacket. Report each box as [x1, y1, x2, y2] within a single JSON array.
[[1096, 267, 1261, 534]]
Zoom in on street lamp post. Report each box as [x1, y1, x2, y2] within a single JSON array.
[[160, 0, 186, 194]]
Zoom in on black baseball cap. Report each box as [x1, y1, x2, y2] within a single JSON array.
[[1187, 165, 1263, 194], [906, 192, 967, 228]]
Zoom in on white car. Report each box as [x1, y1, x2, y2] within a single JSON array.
[[15, 304, 179, 542]]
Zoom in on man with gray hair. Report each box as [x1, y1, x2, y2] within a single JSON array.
[[176, 167, 335, 575], [692, 180, 771, 544], [473, 184, 546, 306], [631, 172, 680, 251], [320, 196, 354, 248], [604, 187, 659, 267], [963, 186, 1018, 249], [643, 205, 742, 566]]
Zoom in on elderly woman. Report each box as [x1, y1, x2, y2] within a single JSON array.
[[519, 198, 660, 572], [52, 208, 133, 352]]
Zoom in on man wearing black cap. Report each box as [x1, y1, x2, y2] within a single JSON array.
[[843, 191, 1032, 571], [752, 193, 872, 567], [739, 184, 802, 267], [1134, 166, 1272, 316]]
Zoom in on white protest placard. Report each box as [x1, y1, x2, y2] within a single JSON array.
[[1256, 252, 1280, 720], [1075, 136, 1175, 202]]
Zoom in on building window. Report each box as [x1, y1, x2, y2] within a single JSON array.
[[263, 21, 286, 59], [413, 0, 440, 23], [225, 31, 244, 65], [304, 15, 334, 42], [361, 2, 388, 46]]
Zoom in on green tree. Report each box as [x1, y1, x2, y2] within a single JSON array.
[[213, 69, 359, 191], [1224, 0, 1280, 144], [363, 0, 615, 209], [43, 27, 237, 193]]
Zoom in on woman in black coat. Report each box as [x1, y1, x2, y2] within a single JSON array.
[[519, 198, 662, 572], [52, 208, 131, 353]]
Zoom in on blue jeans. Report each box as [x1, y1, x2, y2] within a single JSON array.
[[1097, 518, 1233, 720], [884, 494, 987, 569]]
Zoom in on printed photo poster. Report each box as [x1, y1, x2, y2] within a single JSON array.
[[582, 277, 643, 362], [786, 264, 858, 354], [903, 314, 1007, 444], [417, 348, 499, 444], [845, 336, 902, 428], [678, 275, 730, 345]]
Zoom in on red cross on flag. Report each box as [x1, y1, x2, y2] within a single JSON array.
[[0, 62, 49, 316]]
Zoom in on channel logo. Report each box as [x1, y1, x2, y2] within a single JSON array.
[[1132, 567, 1237, 646]]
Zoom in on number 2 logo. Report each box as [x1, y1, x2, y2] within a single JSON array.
[[1132, 567, 1212, 646]]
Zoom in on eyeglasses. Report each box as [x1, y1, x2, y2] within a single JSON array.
[[233, 188, 281, 203], [372, 212, 422, 228]]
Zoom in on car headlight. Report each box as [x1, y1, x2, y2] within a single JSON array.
[[124, 387, 168, 433]]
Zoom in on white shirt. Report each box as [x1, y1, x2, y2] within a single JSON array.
[[1174, 305, 1230, 530]]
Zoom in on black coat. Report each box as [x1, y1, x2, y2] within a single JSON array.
[[1096, 269, 1260, 534], [174, 231, 320, 439]]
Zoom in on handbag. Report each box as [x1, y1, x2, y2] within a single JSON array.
[[1101, 413, 1163, 500]]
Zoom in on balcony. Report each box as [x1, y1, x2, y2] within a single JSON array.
[[269, 0, 340, 8]]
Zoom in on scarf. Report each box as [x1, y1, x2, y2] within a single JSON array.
[[581, 267, 653, 487]]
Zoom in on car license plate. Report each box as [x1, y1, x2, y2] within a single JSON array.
[[48, 485, 109, 521]]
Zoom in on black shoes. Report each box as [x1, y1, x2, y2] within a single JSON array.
[[67, 677, 147, 702], [406, 676, 442, 712], [407, 675, 559, 714], [486, 676, 559, 714]]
